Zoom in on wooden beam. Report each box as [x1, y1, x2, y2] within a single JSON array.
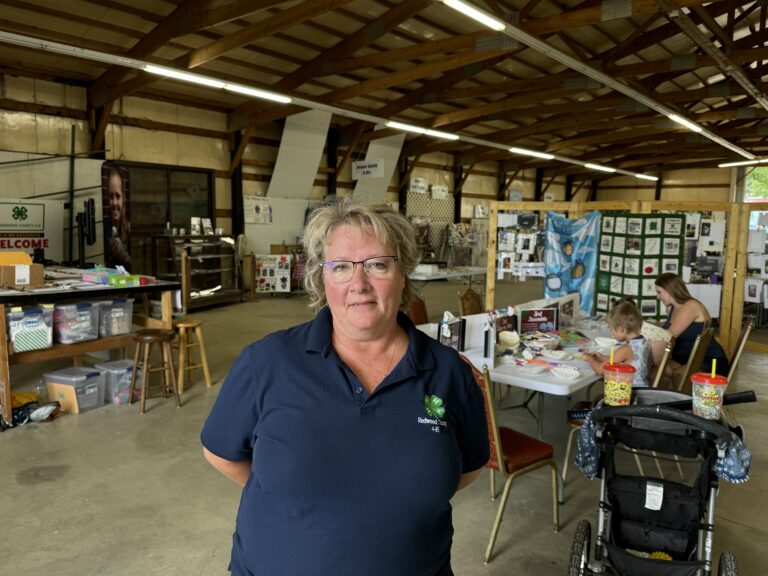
[[317, 31, 493, 76], [229, 126, 253, 175], [336, 123, 367, 177], [317, 49, 508, 105], [90, 100, 114, 153], [186, 0, 357, 68], [229, 0, 432, 123], [398, 155, 422, 192]]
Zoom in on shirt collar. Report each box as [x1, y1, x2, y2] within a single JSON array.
[[305, 306, 436, 372]]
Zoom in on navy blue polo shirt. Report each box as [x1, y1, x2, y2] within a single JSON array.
[[201, 307, 489, 576]]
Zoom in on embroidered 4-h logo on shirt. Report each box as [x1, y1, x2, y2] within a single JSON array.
[[419, 395, 448, 433]]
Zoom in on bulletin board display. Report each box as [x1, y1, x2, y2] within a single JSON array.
[[596, 213, 685, 321], [253, 254, 292, 293]]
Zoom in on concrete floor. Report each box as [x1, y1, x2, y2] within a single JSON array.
[[2, 278, 765, 575]]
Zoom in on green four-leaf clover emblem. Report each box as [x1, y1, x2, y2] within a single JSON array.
[[12, 206, 28, 221], [424, 394, 445, 418]]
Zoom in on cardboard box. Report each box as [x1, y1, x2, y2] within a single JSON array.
[[0, 252, 44, 288]]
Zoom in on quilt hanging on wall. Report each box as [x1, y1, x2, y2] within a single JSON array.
[[595, 213, 685, 321], [544, 211, 600, 317]]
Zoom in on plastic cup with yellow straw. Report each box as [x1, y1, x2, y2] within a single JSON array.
[[691, 358, 728, 419], [603, 345, 635, 406]]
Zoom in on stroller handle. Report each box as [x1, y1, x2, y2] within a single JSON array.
[[591, 404, 733, 446]]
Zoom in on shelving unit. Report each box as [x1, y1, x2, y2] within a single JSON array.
[[151, 235, 244, 309]]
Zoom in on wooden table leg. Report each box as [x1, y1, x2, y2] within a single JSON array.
[[0, 304, 11, 423]]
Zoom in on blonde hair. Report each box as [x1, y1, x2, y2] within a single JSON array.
[[302, 197, 420, 314], [607, 299, 643, 334]]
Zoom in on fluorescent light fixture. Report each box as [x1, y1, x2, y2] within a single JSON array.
[[634, 173, 659, 181], [718, 159, 760, 168], [585, 163, 616, 173], [668, 113, 703, 133], [424, 128, 459, 141], [224, 83, 292, 104], [386, 121, 459, 141], [441, 0, 506, 31], [144, 64, 225, 89], [509, 146, 555, 160]]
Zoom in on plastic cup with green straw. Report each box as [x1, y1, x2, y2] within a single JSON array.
[[711, 358, 716, 378], [610, 346, 614, 365]]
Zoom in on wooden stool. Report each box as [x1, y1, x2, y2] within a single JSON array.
[[128, 329, 181, 414], [174, 318, 212, 394]]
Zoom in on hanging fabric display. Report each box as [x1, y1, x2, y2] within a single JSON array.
[[544, 211, 600, 316]]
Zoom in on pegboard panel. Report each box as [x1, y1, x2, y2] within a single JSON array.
[[405, 190, 455, 251]]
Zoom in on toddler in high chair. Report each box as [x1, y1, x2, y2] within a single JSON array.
[[582, 299, 651, 388]]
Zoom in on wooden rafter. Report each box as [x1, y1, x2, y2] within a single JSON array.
[[186, 0, 357, 68]]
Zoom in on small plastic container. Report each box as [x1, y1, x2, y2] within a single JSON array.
[[95, 359, 141, 405], [44, 367, 105, 414], [98, 298, 134, 336], [603, 363, 636, 406], [691, 372, 728, 419], [53, 302, 99, 343], [6, 305, 54, 352]]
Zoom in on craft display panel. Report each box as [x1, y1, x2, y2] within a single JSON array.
[[254, 254, 292, 293], [596, 213, 685, 320]]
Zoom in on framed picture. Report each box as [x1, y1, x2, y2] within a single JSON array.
[[642, 278, 657, 296], [596, 292, 609, 311], [645, 237, 660, 255], [602, 216, 614, 233], [663, 238, 680, 256], [662, 259, 679, 274], [645, 217, 662, 236], [610, 275, 623, 293], [640, 300, 658, 316], [685, 213, 701, 239], [613, 236, 626, 254], [623, 277, 639, 296], [611, 256, 624, 273], [600, 235, 613, 252], [626, 237, 642, 255], [599, 254, 611, 272], [627, 218, 643, 235], [614, 217, 627, 234], [624, 258, 640, 275], [664, 217, 683, 236], [642, 258, 659, 276]]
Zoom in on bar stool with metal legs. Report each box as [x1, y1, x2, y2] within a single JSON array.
[[128, 329, 181, 414], [174, 318, 212, 394]]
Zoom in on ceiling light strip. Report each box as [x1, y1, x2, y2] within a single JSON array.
[[0, 30, 658, 181], [439, 1, 755, 160]]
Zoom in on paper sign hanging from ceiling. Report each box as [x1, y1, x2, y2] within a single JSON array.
[[351, 159, 384, 180], [244, 195, 272, 225], [410, 176, 429, 194]]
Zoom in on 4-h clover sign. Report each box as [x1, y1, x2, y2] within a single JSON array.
[[424, 394, 445, 418], [12, 206, 28, 221]]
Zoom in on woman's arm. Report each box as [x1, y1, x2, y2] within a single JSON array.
[[203, 447, 251, 487], [456, 468, 483, 491], [665, 300, 700, 338]]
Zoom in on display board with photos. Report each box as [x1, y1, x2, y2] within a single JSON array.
[[253, 254, 292, 293], [596, 213, 685, 321]]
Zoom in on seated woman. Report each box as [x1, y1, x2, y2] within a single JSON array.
[[654, 273, 729, 378]]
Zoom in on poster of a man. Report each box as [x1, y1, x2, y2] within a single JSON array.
[[102, 162, 131, 269]]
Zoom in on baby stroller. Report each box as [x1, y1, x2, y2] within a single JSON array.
[[569, 388, 754, 576]]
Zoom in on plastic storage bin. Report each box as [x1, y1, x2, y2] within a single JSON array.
[[44, 367, 105, 414], [6, 305, 54, 352], [53, 302, 99, 343], [98, 298, 134, 337], [95, 359, 141, 405]]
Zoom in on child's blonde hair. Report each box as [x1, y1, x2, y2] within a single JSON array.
[[606, 299, 643, 334]]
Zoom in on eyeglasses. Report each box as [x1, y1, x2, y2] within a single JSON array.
[[320, 256, 399, 283]]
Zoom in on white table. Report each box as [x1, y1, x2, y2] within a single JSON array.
[[463, 345, 601, 439]]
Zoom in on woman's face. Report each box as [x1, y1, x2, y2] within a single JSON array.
[[323, 225, 405, 340], [655, 285, 673, 306], [108, 172, 124, 224]]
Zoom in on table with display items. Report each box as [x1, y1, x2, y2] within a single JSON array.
[[408, 266, 487, 289], [0, 279, 181, 423]]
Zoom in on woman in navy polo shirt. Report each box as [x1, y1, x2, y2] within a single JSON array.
[[201, 198, 489, 576]]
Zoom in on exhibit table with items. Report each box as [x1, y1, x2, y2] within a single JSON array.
[[0, 279, 181, 423]]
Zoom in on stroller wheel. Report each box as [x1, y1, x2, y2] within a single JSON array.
[[718, 551, 738, 576], [568, 520, 591, 576]]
